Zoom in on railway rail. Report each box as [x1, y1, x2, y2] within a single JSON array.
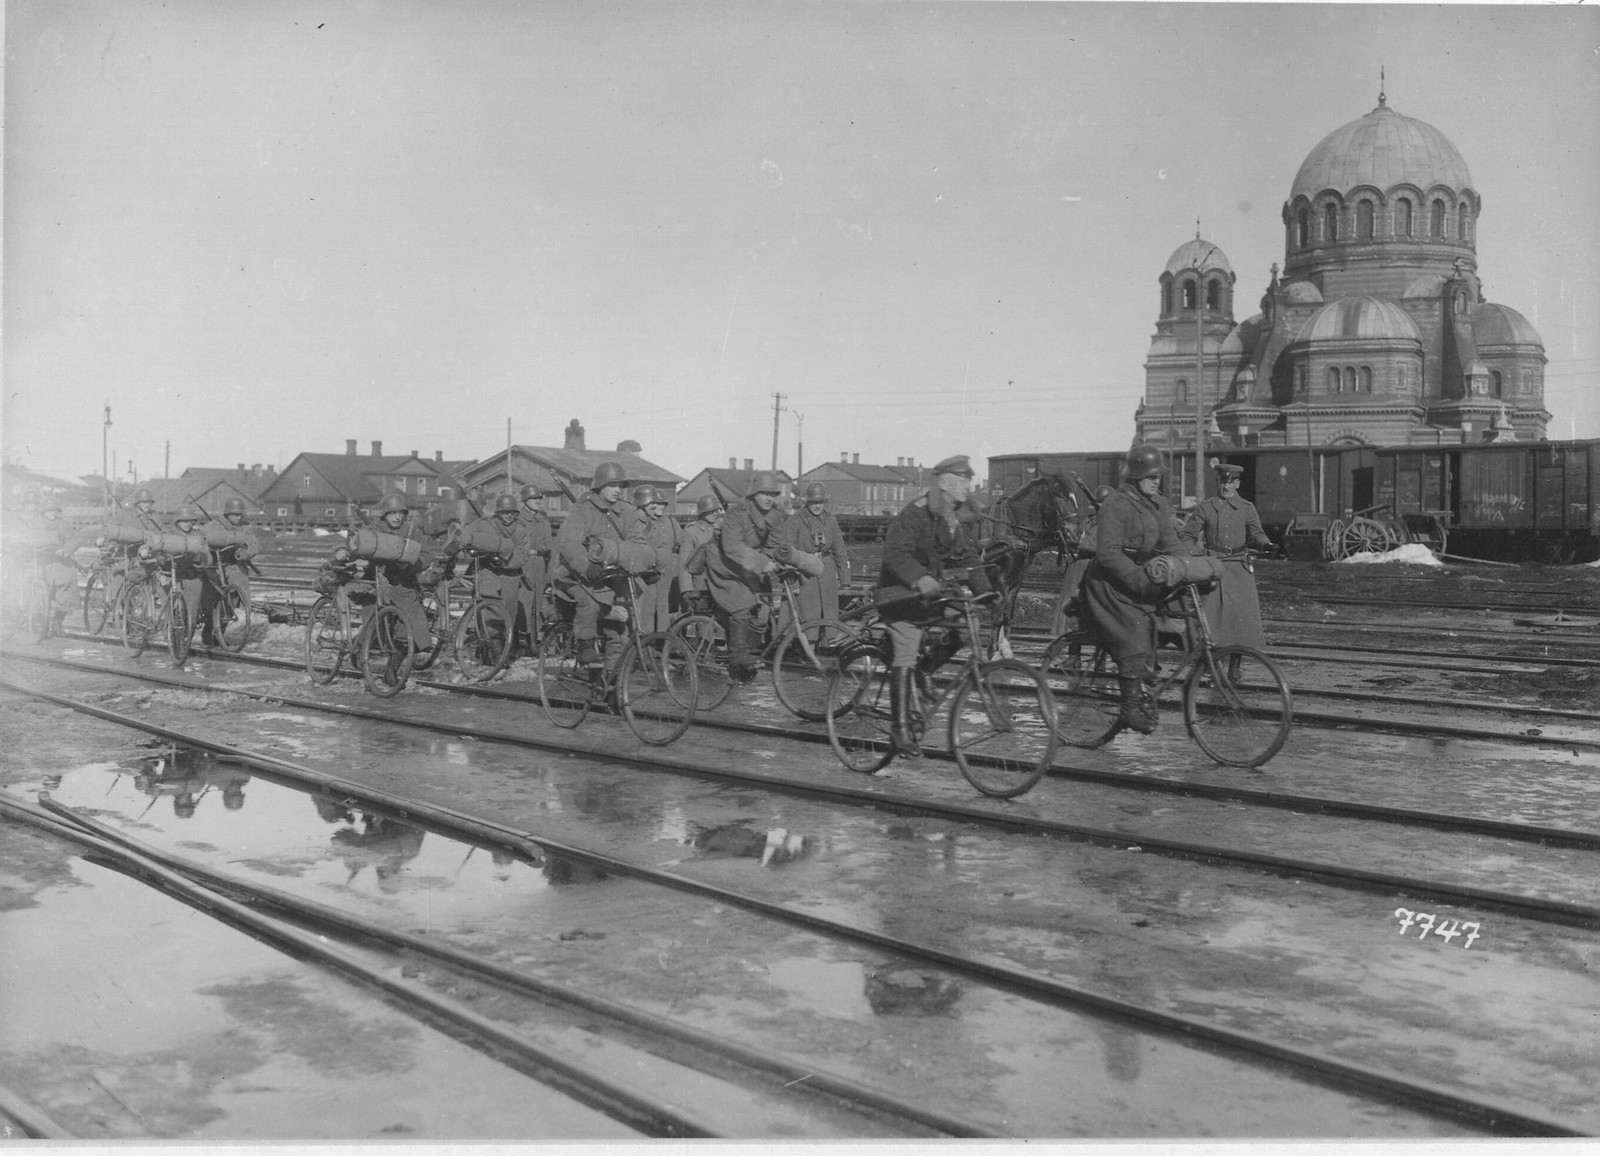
[[0, 677, 1590, 1137]]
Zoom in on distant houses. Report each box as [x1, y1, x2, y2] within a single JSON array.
[[674, 462, 795, 517], [456, 419, 682, 513], [256, 441, 474, 521], [794, 454, 933, 515]]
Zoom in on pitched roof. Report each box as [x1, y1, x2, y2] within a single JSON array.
[[180, 466, 276, 498], [464, 446, 682, 489], [276, 452, 460, 502]]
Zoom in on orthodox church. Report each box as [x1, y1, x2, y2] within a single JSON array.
[[1138, 87, 1549, 450]]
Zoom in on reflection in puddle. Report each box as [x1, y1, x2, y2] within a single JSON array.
[[689, 822, 814, 867]]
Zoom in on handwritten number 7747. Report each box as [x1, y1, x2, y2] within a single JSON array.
[[1395, 908, 1481, 948]]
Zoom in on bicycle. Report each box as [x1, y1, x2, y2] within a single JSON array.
[[121, 537, 202, 668], [824, 591, 1059, 798], [304, 555, 377, 684], [449, 553, 516, 683], [197, 551, 254, 652], [1038, 554, 1293, 768], [537, 568, 699, 745], [669, 567, 862, 719]]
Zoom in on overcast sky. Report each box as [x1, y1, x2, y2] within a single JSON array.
[[6, 1, 1598, 485]]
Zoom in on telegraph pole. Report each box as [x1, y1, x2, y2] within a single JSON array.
[[794, 411, 804, 479], [770, 392, 787, 471], [1192, 227, 1220, 507], [102, 404, 113, 508], [164, 440, 170, 481]]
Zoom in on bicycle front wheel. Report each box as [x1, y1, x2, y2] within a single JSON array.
[[167, 591, 191, 668], [537, 621, 590, 728], [1038, 631, 1121, 748], [359, 605, 415, 698], [950, 659, 1056, 799], [669, 614, 733, 711], [304, 594, 345, 684], [1183, 645, 1292, 768], [618, 631, 698, 745], [413, 582, 450, 672], [83, 571, 112, 634], [453, 598, 513, 683], [122, 581, 157, 656], [214, 585, 252, 652], [772, 618, 863, 720], [824, 647, 896, 774]]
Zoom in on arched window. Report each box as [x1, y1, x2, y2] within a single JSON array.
[[1175, 379, 1189, 404], [1344, 367, 1357, 393], [1431, 199, 1445, 237], [1359, 366, 1373, 393], [1206, 279, 1220, 311], [1358, 200, 1374, 240], [1161, 281, 1172, 315], [1396, 198, 1412, 237], [1182, 280, 1196, 310], [1324, 203, 1339, 243], [1456, 292, 1469, 316], [1458, 204, 1469, 240], [1296, 207, 1309, 247], [1295, 364, 1308, 395], [1521, 370, 1533, 395], [1491, 371, 1503, 398], [1328, 367, 1342, 394]]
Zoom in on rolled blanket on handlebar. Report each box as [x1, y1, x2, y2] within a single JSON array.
[[783, 546, 825, 578], [1144, 553, 1226, 587], [456, 520, 515, 559], [203, 523, 253, 549], [105, 523, 147, 546], [348, 528, 422, 565], [143, 530, 210, 559]]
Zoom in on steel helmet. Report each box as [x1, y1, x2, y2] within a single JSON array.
[[1092, 484, 1114, 503], [630, 484, 661, 508], [492, 492, 519, 515], [803, 482, 828, 503], [174, 502, 203, 524], [591, 461, 627, 489], [1123, 444, 1165, 481], [695, 493, 723, 517], [746, 471, 784, 497], [518, 483, 541, 502], [376, 492, 409, 516], [222, 496, 247, 517], [131, 487, 154, 508]]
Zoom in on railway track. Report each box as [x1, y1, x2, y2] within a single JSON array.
[[0, 676, 1590, 1137]]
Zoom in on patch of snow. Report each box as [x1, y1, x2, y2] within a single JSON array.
[[311, 527, 334, 536], [1338, 543, 1443, 567]]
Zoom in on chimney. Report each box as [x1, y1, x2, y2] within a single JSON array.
[[852, 453, 860, 466], [729, 457, 737, 469], [744, 458, 753, 471], [346, 439, 357, 456], [896, 457, 904, 467], [564, 419, 586, 451], [841, 452, 848, 463], [435, 450, 443, 462], [237, 462, 246, 473], [371, 441, 383, 457], [251, 464, 262, 480]]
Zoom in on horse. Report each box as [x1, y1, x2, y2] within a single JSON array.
[[975, 472, 1091, 656]]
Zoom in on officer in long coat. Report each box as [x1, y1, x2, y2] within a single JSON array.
[[632, 484, 681, 633], [675, 493, 723, 615], [553, 461, 655, 667], [1182, 462, 1274, 652], [784, 482, 850, 622], [512, 483, 554, 648], [706, 471, 789, 680], [874, 454, 991, 754], [1081, 445, 1185, 735]]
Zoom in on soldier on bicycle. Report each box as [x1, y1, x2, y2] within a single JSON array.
[[368, 492, 440, 656], [99, 486, 165, 608], [513, 483, 554, 649], [784, 482, 850, 622], [632, 484, 680, 634], [1080, 444, 1186, 735], [553, 461, 654, 668], [165, 504, 212, 645], [706, 471, 792, 682], [457, 493, 529, 655], [198, 496, 261, 646], [675, 493, 723, 616], [874, 455, 993, 755]]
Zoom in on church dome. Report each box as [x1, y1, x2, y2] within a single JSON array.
[[1296, 295, 1422, 344], [1164, 239, 1233, 277], [1473, 302, 1543, 348], [1292, 100, 1473, 200], [1282, 281, 1323, 305]]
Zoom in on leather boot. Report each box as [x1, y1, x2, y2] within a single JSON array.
[[1118, 677, 1158, 734], [890, 666, 921, 757], [726, 618, 759, 683]]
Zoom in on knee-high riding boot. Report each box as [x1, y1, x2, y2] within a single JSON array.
[[1118, 676, 1158, 734], [890, 666, 921, 756], [726, 617, 759, 682]]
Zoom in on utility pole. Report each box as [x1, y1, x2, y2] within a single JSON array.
[[794, 411, 804, 479], [102, 404, 113, 509], [165, 440, 170, 481], [770, 392, 787, 472], [506, 418, 513, 494], [1193, 227, 1220, 508]]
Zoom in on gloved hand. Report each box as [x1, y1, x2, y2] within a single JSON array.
[[914, 574, 942, 597], [333, 546, 351, 564], [771, 543, 794, 565], [584, 561, 609, 583]]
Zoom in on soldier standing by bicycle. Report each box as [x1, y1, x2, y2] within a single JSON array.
[[784, 482, 850, 623], [198, 496, 261, 646], [553, 461, 655, 668], [706, 471, 792, 682], [874, 455, 993, 755], [632, 484, 680, 633], [98, 487, 165, 609], [168, 504, 212, 646], [367, 492, 441, 655], [13, 497, 81, 634], [513, 483, 554, 650], [675, 494, 722, 616], [463, 492, 530, 645], [1080, 445, 1186, 735], [1181, 462, 1274, 652]]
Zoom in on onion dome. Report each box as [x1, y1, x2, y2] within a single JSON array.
[[1292, 99, 1473, 199], [1282, 281, 1324, 305], [1473, 302, 1543, 348], [1295, 295, 1421, 344], [1165, 239, 1233, 277]]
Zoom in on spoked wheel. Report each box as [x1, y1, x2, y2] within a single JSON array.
[[1183, 645, 1293, 768], [669, 613, 733, 711], [83, 571, 112, 634], [304, 594, 346, 684], [1322, 519, 1347, 561], [537, 621, 591, 728], [414, 581, 451, 673], [122, 581, 158, 657], [772, 618, 864, 720], [213, 585, 252, 652], [452, 598, 514, 683], [1038, 631, 1121, 748], [824, 647, 897, 774], [950, 658, 1057, 799], [618, 631, 698, 745], [167, 592, 191, 668], [359, 605, 415, 698], [1342, 517, 1393, 558]]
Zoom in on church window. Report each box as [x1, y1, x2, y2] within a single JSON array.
[[1182, 280, 1196, 310], [1295, 364, 1308, 395], [1491, 371, 1503, 398], [1458, 204, 1469, 240], [1296, 208, 1309, 247], [1396, 198, 1412, 237], [1323, 203, 1338, 242], [1359, 366, 1373, 393], [1520, 370, 1533, 395], [1431, 199, 1445, 237], [1161, 281, 1172, 314], [1206, 279, 1220, 311], [1344, 366, 1357, 393], [1175, 379, 1189, 404], [1455, 292, 1468, 316], [1328, 367, 1342, 394], [1358, 200, 1374, 240]]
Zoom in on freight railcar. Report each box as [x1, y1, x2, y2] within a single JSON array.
[[989, 439, 1600, 563]]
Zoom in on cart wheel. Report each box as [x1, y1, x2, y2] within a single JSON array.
[[1342, 517, 1389, 557], [1322, 519, 1347, 560]]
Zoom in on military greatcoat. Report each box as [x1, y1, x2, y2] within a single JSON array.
[[1182, 493, 1274, 651], [553, 490, 654, 608], [635, 507, 682, 632], [783, 505, 849, 622], [875, 488, 987, 623], [706, 499, 786, 615], [1081, 483, 1183, 663]]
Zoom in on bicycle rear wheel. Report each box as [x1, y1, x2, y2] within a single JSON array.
[[122, 580, 157, 656], [304, 595, 345, 684], [824, 647, 896, 774], [772, 618, 863, 720], [669, 614, 733, 710], [453, 598, 514, 683], [83, 571, 112, 634], [619, 631, 698, 745], [1038, 631, 1121, 748], [537, 621, 591, 728], [167, 592, 191, 668], [1183, 645, 1292, 768], [213, 585, 252, 652], [950, 659, 1056, 799], [413, 582, 450, 672], [359, 605, 415, 697]]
